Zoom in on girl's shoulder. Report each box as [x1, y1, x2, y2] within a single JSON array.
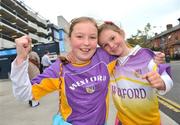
[[93, 48, 117, 63], [138, 48, 155, 57], [127, 46, 155, 63]]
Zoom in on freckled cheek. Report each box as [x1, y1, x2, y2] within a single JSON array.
[[92, 44, 97, 48], [71, 42, 82, 48], [118, 38, 125, 44], [91, 42, 98, 48]]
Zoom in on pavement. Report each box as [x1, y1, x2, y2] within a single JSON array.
[[0, 79, 179, 125]]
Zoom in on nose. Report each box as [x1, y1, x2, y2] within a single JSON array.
[[108, 42, 114, 49], [84, 38, 90, 46]]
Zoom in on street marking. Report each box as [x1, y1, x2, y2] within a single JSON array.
[[158, 95, 180, 109], [158, 95, 180, 112]]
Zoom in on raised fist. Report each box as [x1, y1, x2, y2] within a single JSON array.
[[15, 35, 32, 64]]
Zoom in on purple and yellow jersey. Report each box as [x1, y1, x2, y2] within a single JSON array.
[[30, 48, 116, 125], [110, 48, 170, 125]]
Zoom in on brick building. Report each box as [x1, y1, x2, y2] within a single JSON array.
[[148, 18, 180, 59]]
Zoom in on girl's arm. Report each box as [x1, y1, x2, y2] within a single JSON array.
[[10, 35, 32, 101], [10, 58, 32, 101], [10, 57, 60, 101], [10, 35, 59, 101]]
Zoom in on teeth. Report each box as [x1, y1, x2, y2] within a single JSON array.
[[81, 48, 90, 52]]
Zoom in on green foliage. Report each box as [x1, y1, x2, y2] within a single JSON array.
[[151, 46, 161, 51], [127, 23, 153, 48]]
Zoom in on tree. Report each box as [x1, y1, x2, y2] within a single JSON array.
[[127, 23, 152, 48]]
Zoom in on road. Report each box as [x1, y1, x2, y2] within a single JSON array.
[[159, 61, 180, 124]]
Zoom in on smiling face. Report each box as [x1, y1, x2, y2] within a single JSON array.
[[69, 19, 98, 63], [98, 23, 130, 57]]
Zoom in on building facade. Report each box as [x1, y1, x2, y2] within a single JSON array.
[[0, 0, 50, 49], [57, 16, 71, 56], [148, 19, 180, 59], [0, 0, 70, 78]]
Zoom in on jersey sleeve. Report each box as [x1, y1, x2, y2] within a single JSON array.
[[10, 57, 62, 101], [95, 48, 117, 63], [31, 59, 61, 100], [94, 48, 117, 74], [10, 58, 32, 101]]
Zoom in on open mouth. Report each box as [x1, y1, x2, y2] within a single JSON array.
[[80, 48, 90, 52]]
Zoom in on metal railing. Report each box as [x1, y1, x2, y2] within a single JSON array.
[[0, 1, 28, 22], [1, 17, 28, 34], [0, 33, 15, 42]]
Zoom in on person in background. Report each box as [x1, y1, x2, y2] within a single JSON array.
[[98, 22, 173, 125], [41, 50, 52, 70], [28, 51, 40, 80], [28, 51, 40, 107]]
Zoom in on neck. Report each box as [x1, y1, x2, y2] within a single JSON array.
[[72, 60, 91, 66], [121, 47, 132, 57]]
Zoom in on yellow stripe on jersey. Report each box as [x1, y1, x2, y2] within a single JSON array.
[[60, 78, 72, 120], [32, 78, 59, 100], [105, 84, 110, 122], [110, 76, 150, 86], [153, 64, 157, 71], [107, 60, 117, 75], [105, 60, 117, 121]]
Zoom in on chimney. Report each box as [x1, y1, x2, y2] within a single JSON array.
[[166, 24, 173, 30], [178, 18, 180, 24]]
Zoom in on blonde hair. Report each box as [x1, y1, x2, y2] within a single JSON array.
[[69, 16, 98, 37], [98, 22, 131, 48], [98, 22, 125, 38]]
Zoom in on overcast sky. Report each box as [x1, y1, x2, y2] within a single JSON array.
[[22, 0, 180, 38]]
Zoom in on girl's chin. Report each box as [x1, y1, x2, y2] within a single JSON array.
[[110, 51, 121, 56], [115, 49, 123, 55], [78, 55, 92, 61]]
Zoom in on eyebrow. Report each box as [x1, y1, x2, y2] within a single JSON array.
[[74, 32, 97, 36]]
